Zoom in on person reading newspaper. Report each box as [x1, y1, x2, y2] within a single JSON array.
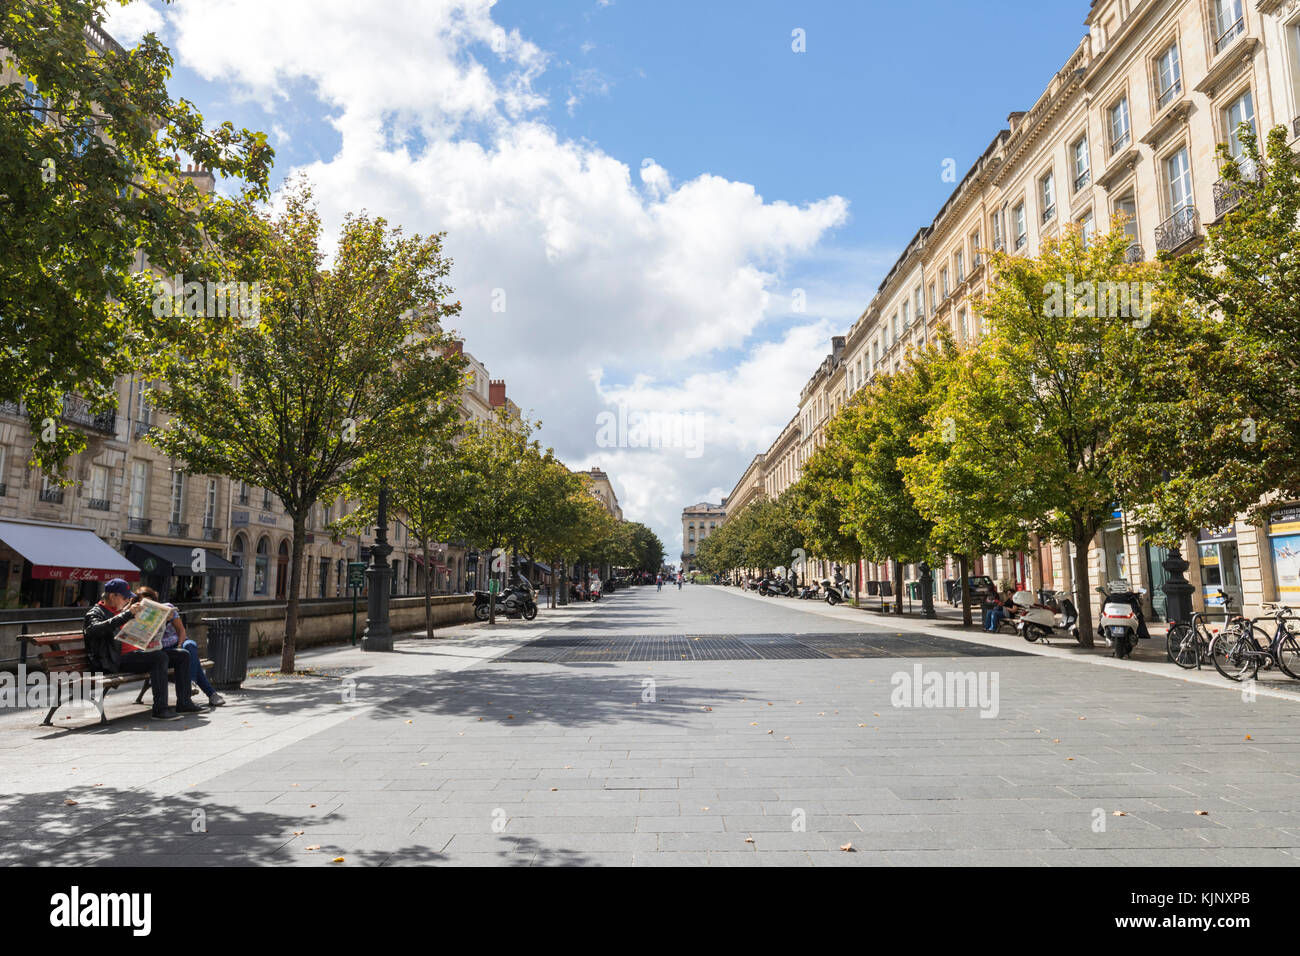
[[82, 579, 201, 721], [134, 586, 224, 708]]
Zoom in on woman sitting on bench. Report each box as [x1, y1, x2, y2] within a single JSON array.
[[133, 587, 225, 708]]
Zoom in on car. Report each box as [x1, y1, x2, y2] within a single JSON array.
[[946, 575, 997, 606]]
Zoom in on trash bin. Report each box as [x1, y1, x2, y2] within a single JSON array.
[[203, 617, 250, 690]]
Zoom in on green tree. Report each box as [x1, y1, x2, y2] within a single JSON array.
[[1, 0, 273, 469], [1110, 123, 1299, 541], [149, 182, 463, 671]]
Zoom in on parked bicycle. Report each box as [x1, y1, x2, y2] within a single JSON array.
[[1209, 602, 1300, 682], [1165, 590, 1243, 670]]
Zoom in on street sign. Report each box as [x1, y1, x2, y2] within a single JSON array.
[[348, 561, 367, 589]]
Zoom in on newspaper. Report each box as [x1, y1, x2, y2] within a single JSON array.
[[114, 599, 171, 651]]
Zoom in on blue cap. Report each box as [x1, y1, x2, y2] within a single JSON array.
[[103, 578, 134, 598]]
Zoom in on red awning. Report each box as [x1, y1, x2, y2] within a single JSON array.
[[0, 520, 140, 582]]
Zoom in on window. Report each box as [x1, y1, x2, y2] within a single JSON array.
[[1224, 89, 1255, 162], [170, 470, 185, 525], [1166, 147, 1194, 214], [1040, 172, 1056, 223], [90, 465, 108, 503], [1072, 136, 1091, 191], [1156, 42, 1182, 110], [204, 478, 217, 529], [1114, 194, 1139, 243], [1078, 211, 1096, 247], [892, 312, 900, 339], [991, 211, 1004, 251], [955, 250, 965, 283], [941, 267, 950, 299], [129, 461, 148, 518], [136, 379, 152, 425], [901, 301, 910, 327], [970, 231, 981, 267], [929, 282, 938, 312], [914, 286, 924, 319], [1014, 203, 1027, 249], [1110, 98, 1131, 153], [1213, 0, 1244, 54], [323, 503, 333, 526], [262, 489, 272, 510], [958, 308, 969, 340], [0, 445, 7, 493]]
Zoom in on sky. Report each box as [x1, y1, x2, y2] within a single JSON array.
[[105, 0, 1087, 562]]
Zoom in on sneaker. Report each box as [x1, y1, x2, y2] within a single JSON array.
[[151, 710, 183, 721], [208, 692, 226, 708], [175, 702, 204, 714]]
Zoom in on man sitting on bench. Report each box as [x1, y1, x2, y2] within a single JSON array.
[[83, 579, 203, 721]]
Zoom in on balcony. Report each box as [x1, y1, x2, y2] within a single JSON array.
[[1041, 205, 1056, 224], [133, 419, 152, 439], [61, 395, 117, 434], [87, 497, 111, 511], [1110, 131, 1131, 156], [0, 483, 6, 496], [992, 237, 1005, 253], [127, 516, 151, 534], [1156, 80, 1182, 112], [1074, 170, 1091, 193], [1214, 17, 1244, 55], [168, 521, 188, 538], [237, 490, 250, 505], [1124, 243, 1145, 264], [38, 487, 64, 504], [1155, 206, 1199, 253], [202, 525, 220, 541], [0, 401, 20, 417], [1213, 160, 1260, 218], [1294, 116, 1300, 140]]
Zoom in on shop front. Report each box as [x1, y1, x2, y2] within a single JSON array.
[[1266, 505, 1300, 603], [0, 519, 141, 608], [1196, 526, 1243, 611], [123, 542, 241, 603]]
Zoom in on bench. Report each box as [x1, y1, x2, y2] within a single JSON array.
[[16, 632, 213, 726]]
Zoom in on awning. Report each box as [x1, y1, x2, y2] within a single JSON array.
[[124, 542, 241, 577], [0, 520, 140, 582]]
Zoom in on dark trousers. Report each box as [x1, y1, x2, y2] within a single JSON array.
[[116, 648, 193, 715]]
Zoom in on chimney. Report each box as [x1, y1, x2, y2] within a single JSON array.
[[444, 340, 464, 358], [489, 379, 506, 407]]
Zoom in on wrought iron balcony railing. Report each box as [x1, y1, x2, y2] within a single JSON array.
[[202, 525, 220, 541], [1157, 79, 1182, 111], [1214, 17, 1244, 55], [1074, 170, 1091, 192], [1124, 242, 1145, 263], [38, 487, 64, 504], [61, 395, 117, 434], [1041, 204, 1056, 224], [127, 516, 151, 533], [133, 419, 152, 439], [1155, 205, 1199, 253], [1213, 159, 1260, 218], [87, 497, 111, 511], [168, 521, 188, 537]]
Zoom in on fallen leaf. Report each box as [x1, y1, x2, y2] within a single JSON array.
[[701, 807, 710, 812], [309, 804, 317, 808], [406, 720, 413, 724], [839, 842, 855, 852], [767, 730, 774, 735], [305, 844, 321, 851], [857, 723, 866, 728], [550, 788, 558, 792], [744, 837, 754, 844], [1112, 811, 1126, 817], [293, 830, 305, 835], [331, 857, 345, 863], [1245, 735, 1253, 740], [750, 722, 758, 726], [64, 799, 77, 806], [1194, 810, 1209, 816]]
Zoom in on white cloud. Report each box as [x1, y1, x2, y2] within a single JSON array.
[[102, 1, 165, 44], [161, 0, 854, 552]]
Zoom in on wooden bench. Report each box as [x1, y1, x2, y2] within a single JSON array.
[[16, 632, 213, 726]]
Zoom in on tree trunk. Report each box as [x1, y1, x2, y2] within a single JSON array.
[[894, 560, 904, 615], [281, 511, 307, 673], [423, 539, 432, 638], [1072, 534, 1094, 647], [959, 554, 972, 627]]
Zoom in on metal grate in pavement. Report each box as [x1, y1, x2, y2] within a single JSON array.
[[492, 632, 1028, 663]]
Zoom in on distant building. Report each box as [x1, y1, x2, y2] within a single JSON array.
[[681, 500, 726, 572]]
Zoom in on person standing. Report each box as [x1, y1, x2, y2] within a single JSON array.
[[656, 574, 663, 592], [82, 579, 201, 720]]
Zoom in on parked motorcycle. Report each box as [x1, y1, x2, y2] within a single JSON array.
[[820, 577, 851, 606], [1012, 590, 1080, 644], [473, 582, 538, 621], [1096, 581, 1148, 659]]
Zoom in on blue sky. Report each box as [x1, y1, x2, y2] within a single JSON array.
[[108, 0, 1092, 557]]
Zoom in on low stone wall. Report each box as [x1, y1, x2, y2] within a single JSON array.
[[0, 594, 474, 667]]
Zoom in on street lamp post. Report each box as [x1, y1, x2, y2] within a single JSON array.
[[1161, 545, 1196, 627], [918, 560, 937, 619], [363, 477, 394, 652]]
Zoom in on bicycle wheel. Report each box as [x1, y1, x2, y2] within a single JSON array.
[[1275, 630, 1300, 680], [1167, 624, 1200, 670], [1210, 629, 1260, 682]]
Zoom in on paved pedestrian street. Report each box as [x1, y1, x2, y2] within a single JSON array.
[[4, 585, 1299, 867]]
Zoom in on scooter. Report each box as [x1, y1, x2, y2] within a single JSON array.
[[820, 577, 851, 606], [1012, 590, 1080, 644], [1097, 582, 1148, 659]]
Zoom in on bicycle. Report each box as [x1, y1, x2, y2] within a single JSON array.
[[1166, 590, 1244, 670], [1209, 602, 1300, 682]]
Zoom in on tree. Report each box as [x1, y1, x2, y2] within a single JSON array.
[[837, 354, 939, 613], [149, 182, 463, 671], [919, 225, 1154, 642], [0, 0, 273, 469], [1110, 123, 1299, 540], [790, 439, 862, 592]]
